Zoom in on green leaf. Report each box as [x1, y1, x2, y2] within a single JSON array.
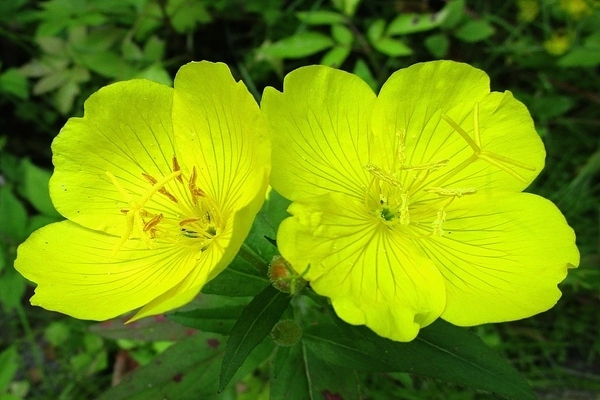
[[454, 19, 495, 43], [270, 342, 360, 400], [90, 314, 198, 341], [372, 37, 413, 57], [170, 305, 245, 335], [0, 267, 26, 310], [32, 69, 70, 95], [167, 0, 212, 33], [353, 58, 377, 91], [270, 346, 310, 400], [219, 285, 291, 391], [44, 321, 71, 347], [19, 159, 60, 217], [0, 185, 27, 241], [425, 33, 450, 58], [143, 36, 166, 62], [320, 46, 351, 68], [0, 69, 29, 99], [135, 64, 173, 86], [96, 331, 273, 400], [201, 254, 268, 297], [262, 32, 334, 59], [331, 24, 353, 45], [304, 316, 535, 400], [387, 10, 448, 35], [558, 47, 600, 67], [78, 51, 136, 79], [296, 10, 346, 25], [330, 0, 361, 17], [367, 19, 386, 43], [0, 346, 18, 393]]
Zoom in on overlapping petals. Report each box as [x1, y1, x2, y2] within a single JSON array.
[[263, 60, 578, 342], [15, 62, 270, 321]]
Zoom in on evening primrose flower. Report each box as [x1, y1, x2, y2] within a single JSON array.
[[15, 62, 269, 321], [262, 61, 579, 342]]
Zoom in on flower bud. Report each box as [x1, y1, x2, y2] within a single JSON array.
[[268, 255, 307, 294], [270, 319, 302, 347]]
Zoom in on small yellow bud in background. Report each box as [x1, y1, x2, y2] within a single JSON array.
[[544, 32, 571, 56]]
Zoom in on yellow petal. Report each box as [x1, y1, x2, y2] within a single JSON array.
[[411, 193, 579, 325], [14, 221, 200, 320], [371, 61, 544, 193], [278, 193, 446, 341], [130, 186, 266, 320], [172, 61, 270, 216], [50, 79, 177, 235], [262, 65, 376, 201]]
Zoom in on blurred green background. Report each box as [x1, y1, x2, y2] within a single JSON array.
[[1, 0, 599, 399]]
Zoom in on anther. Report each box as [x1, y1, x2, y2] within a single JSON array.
[[401, 159, 449, 171], [432, 208, 446, 236], [364, 163, 401, 187], [143, 213, 163, 232], [399, 193, 410, 225], [189, 166, 206, 204], [424, 187, 477, 197], [172, 156, 183, 183]]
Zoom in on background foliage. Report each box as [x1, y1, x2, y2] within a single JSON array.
[[1, 0, 599, 399]]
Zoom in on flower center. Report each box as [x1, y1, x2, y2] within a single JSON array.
[[364, 103, 536, 238], [107, 156, 222, 254]]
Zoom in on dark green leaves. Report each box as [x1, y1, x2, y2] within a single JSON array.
[[303, 316, 536, 400], [218, 285, 291, 391]]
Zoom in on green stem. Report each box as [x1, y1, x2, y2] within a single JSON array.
[[238, 243, 269, 276], [16, 303, 48, 391]]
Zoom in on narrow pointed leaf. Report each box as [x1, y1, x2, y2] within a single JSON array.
[[304, 316, 535, 400], [219, 285, 291, 391]]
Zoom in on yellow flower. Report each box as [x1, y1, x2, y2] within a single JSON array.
[[559, 0, 596, 19], [544, 32, 571, 56], [15, 62, 270, 321], [262, 61, 579, 342], [517, 0, 539, 23]]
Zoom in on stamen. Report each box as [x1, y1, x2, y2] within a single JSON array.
[[188, 166, 206, 204], [432, 208, 446, 236], [139, 170, 182, 205], [142, 173, 158, 185], [172, 156, 183, 183], [424, 187, 477, 197], [143, 213, 163, 232], [364, 163, 401, 187], [179, 218, 201, 227], [393, 129, 407, 171], [401, 159, 449, 171], [399, 193, 410, 225]]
